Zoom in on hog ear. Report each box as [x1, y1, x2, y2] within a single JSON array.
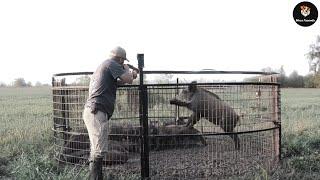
[[188, 81, 197, 92]]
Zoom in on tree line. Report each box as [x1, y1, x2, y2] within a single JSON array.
[[244, 66, 319, 88], [1, 36, 320, 88], [266, 35, 320, 88], [0, 78, 49, 87], [280, 70, 320, 88], [0, 70, 319, 88]]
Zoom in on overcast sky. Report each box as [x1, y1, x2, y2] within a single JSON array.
[[0, 0, 319, 84]]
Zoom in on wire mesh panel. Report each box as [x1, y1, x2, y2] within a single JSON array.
[[146, 82, 280, 179], [51, 70, 280, 179], [52, 84, 89, 165], [52, 74, 142, 177]]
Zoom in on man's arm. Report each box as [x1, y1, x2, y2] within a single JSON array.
[[119, 64, 138, 84]]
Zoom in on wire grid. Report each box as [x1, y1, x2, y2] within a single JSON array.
[[52, 85, 89, 165], [52, 74, 280, 179], [147, 83, 280, 179], [52, 77, 142, 177]]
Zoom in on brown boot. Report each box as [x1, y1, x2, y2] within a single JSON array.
[[89, 157, 103, 180]]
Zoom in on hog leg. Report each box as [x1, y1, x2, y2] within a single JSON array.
[[222, 124, 240, 150], [186, 113, 201, 127], [155, 136, 161, 151], [199, 134, 207, 146], [230, 133, 240, 150]]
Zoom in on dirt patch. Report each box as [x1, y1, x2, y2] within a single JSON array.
[[105, 135, 276, 179]]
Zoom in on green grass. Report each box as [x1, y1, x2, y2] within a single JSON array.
[[274, 88, 320, 180], [0, 87, 320, 179]]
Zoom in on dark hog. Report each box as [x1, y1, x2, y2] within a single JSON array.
[[109, 123, 158, 152], [109, 124, 158, 140], [162, 117, 188, 126], [170, 81, 240, 150], [154, 125, 207, 150]]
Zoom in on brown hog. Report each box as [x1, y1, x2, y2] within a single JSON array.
[[154, 124, 207, 150], [170, 81, 240, 150]]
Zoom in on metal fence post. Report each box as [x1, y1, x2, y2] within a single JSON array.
[[138, 54, 150, 179], [175, 78, 179, 124], [271, 76, 281, 163]]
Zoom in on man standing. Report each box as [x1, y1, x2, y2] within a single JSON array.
[[83, 46, 138, 179]]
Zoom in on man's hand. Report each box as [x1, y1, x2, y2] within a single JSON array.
[[132, 70, 138, 79], [90, 104, 98, 114]]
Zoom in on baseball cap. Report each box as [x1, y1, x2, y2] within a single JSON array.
[[110, 46, 129, 61]]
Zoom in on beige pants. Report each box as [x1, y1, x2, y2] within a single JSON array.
[[83, 107, 109, 160]]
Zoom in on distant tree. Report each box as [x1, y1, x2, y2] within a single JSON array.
[[155, 74, 174, 84], [35, 81, 42, 87], [287, 71, 304, 88], [315, 74, 320, 88], [305, 36, 320, 88], [0, 82, 6, 87], [260, 66, 289, 85], [27, 81, 32, 87], [75, 75, 91, 85], [304, 74, 316, 88], [305, 73, 320, 88], [13, 78, 27, 87], [243, 66, 307, 88], [306, 35, 320, 75], [278, 65, 287, 86], [261, 67, 273, 73]]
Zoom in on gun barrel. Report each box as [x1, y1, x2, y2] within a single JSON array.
[[127, 64, 140, 73]]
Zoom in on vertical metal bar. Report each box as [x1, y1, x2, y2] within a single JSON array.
[[65, 87, 70, 132], [138, 54, 150, 179], [271, 76, 280, 163], [52, 77, 57, 141], [142, 85, 149, 178], [61, 79, 68, 146], [278, 84, 282, 161], [175, 78, 179, 124], [138, 54, 145, 178]]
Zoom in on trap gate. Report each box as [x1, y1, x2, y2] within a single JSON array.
[[52, 55, 281, 179]]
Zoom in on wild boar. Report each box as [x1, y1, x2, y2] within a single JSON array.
[[153, 124, 207, 150], [170, 81, 240, 150], [109, 123, 159, 152]]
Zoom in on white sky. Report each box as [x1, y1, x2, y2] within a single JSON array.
[[0, 0, 319, 84]]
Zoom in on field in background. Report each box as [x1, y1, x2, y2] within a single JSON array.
[[0, 87, 320, 179]]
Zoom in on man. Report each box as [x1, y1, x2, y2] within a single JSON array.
[[83, 46, 138, 179]]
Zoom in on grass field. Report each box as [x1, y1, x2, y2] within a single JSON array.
[[0, 87, 320, 179]]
